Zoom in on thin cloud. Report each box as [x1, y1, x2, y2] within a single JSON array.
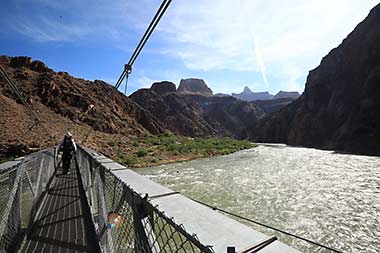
[[157, 0, 378, 92], [2, 0, 379, 94], [252, 35, 269, 89], [2, 0, 154, 43], [279, 65, 304, 92], [10, 16, 94, 42]]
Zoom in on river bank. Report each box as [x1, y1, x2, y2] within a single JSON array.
[[0, 131, 256, 168], [115, 132, 256, 168]]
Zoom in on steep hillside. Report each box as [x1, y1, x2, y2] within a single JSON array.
[[252, 98, 295, 114], [0, 56, 166, 158], [0, 92, 146, 161], [255, 4, 380, 155], [0, 56, 164, 135], [0, 56, 260, 164], [130, 82, 265, 139]]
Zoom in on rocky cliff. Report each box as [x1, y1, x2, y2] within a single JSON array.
[[214, 93, 230, 97], [177, 78, 213, 96], [273, 91, 300, 100], [0, 56, 165, 135], [0, 56, 165, 157], [151, 81, 176, 95], [232, 86, 273, 101], [232, 87, 300, 101], [252, 98, 296, 114], [254, 4, 380, 155], [131, 82, 264, 138]]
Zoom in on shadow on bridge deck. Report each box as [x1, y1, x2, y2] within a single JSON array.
[[20, 163, 99, 252]]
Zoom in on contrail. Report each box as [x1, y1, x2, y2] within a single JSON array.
[[252, 34, 269, 89]]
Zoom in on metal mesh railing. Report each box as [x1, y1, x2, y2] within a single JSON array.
[[0, 148, 55, 251], [76, 146, 214, 253]]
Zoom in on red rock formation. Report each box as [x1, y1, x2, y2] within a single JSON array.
[[130, 85, 264, 139], [177, 78, 213, 96], [0, 56, 165, 136], [151, 81, 176, 95]]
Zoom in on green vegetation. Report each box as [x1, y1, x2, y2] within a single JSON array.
[[136, 149, 148, 157], [116, 131, 256, 168], [116, 153, 138, 167]]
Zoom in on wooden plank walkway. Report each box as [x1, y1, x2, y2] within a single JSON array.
[[20, 162, 99, 252]]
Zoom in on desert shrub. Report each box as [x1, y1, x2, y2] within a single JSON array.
[[136, 149, 148, 157]]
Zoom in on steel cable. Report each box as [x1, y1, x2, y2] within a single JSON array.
[[0, 66, 37, 119], [0, 66, 54, 140], [115, 0, 172, 89]]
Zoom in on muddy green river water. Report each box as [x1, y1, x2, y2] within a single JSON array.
[[137, 144, 380, 252]]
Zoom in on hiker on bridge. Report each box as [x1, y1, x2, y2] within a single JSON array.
[[56, 132, 77, 175]]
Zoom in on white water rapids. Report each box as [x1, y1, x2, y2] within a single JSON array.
[[137, 144, 380, 252]]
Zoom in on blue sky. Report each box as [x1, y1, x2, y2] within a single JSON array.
[[1, 0, 379, 95]]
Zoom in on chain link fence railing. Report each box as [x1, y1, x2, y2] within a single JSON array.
[[76, 146, 215, 253], [1, 146, 216, 252], [0, 148, 55, 251]]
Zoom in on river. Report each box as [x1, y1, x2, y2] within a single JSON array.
[[136, 144, 380, 253]]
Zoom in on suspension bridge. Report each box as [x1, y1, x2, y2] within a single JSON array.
[[0, 0, 345, 252], [0, 145, 301, 252]]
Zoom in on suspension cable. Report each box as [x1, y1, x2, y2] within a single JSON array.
[[0, 66, 53, 139], [115, 0, 172, 90], [0, 66, 38, 120], [187, 196, 343, 253]]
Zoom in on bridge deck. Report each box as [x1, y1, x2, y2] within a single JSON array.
[[21, 162, 99, 252]]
